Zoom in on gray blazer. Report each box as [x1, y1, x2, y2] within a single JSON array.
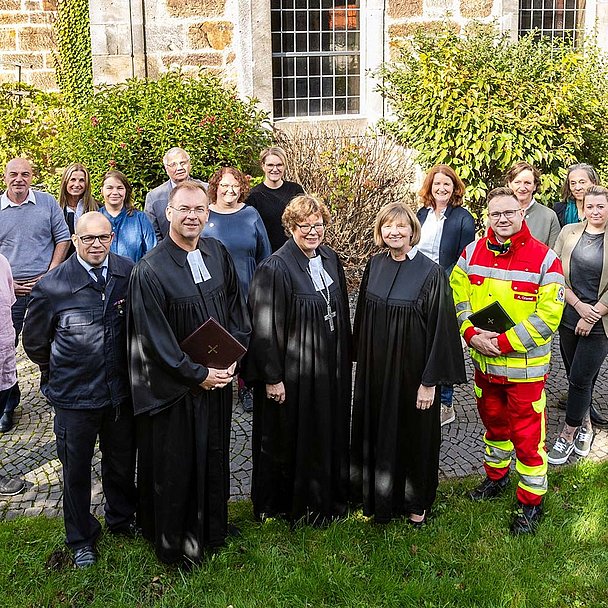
[[554, 220, 608, 336], [144, 180, 173, 241]]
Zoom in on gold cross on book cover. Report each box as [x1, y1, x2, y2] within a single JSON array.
[[180, 317, 247, 368]]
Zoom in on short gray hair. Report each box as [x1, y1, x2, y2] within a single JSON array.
[[163, 147, 190, 166]]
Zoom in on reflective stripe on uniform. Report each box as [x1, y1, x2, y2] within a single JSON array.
[[483, 435, 513, 469], [466, 265, 542, 284], [517, 463, 548, 496], [527, 314, 555, 340], [513, 323, 537, 350], [483, 362, 550, 379], [455, 301, 470, 314]]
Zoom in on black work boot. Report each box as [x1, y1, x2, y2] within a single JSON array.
[[469, 474, 510, 501], [510, 501, 543, 535]]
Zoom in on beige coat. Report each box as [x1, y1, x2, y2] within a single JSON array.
[[554, 221, 608, 337]]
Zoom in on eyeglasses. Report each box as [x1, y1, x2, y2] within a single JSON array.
[[166, 160, 189, 169], [219, 183, 240, 191], [169, 206, 207, 216], [264, 163, 284, 169], [77, 234, 113, 245], [296, 223, 325, 234], [488, 209, 521, 220]]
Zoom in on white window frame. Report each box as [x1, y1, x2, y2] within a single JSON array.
[[246, 0, 385, 124]]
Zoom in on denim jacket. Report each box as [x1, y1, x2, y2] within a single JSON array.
[[23, 252, 134, 409], [100, 206, 156, 262]]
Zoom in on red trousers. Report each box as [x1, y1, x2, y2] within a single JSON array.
[[474, 370, 547, 506]]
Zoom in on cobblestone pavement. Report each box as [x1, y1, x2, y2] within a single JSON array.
[[2, 340, 608, 520]]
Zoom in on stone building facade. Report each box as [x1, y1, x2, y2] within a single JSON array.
[[0, 0, 57, 89], [0, 0, 606, 126]]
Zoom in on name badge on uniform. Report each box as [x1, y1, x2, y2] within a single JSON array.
[[187, 249, 211, 284]]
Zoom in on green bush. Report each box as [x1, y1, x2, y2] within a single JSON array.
[[54, 71, 271, 205], [0, 84, 64, 184], [378, 24, 608, 220]]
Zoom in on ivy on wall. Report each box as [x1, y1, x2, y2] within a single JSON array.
[[54, 0, 93, 105]]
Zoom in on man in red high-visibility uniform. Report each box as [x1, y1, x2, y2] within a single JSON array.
[[451, 187, 565, 534]]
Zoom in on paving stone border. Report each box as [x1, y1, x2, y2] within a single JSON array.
[[2, 340, 607, 520]]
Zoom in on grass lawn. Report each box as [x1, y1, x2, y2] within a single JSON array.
[[1, 461, 607, 608]]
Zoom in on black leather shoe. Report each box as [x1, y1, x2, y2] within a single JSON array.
[[0, 411, 13, 433], [73, 545, 97, 568], [511, 502, 542, 535], [109, 520, 141, 538], [469, 475, 510, 501], [590, 405, 608, 428]]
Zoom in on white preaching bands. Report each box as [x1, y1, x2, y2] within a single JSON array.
[[187, 249, 211, 284]]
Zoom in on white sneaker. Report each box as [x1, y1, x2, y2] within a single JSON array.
[[441, 405, 456, 427], [574, 426, 593, 457]]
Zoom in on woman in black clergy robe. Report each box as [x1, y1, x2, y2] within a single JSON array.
[[244, 194, 351, 523], [351, 202, 466, 525]]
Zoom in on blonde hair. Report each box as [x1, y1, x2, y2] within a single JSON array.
[[373, 202, 421, 248], [59, 163, 97, 213], [260, 146, 287, 167]]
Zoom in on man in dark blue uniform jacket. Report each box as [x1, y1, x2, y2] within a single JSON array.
[[23, 212, 136, 568]]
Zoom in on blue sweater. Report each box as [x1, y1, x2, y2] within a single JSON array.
[[100, 207, 156, 262], [203, 206, 271, 297]]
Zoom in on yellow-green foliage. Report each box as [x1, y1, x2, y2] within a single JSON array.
[[379, 24, 608, 220], [0, 84, 64, 183]]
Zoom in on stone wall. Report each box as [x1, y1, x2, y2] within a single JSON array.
[[386, 0, 507, 56], [0, 0, 57, 89], [90, 0, 240, 86]]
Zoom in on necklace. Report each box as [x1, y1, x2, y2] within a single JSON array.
[[306, 262, 336, 332]]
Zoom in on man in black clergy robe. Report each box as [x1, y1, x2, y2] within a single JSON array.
[[128, 181, 250, 565]]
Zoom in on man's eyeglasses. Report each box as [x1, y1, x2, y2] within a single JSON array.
[[296, 223, 325, 234], [169, 206, 207, 216], [488, 209, 521, 220], [77, 234, 112, 245], [166, 160, 189, 169]]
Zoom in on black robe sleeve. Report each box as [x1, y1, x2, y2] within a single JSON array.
[[420, 266, 467, 387], [128, 260, 208, 414], [243, 256, 291, 385], [352, 258, 371, 364]]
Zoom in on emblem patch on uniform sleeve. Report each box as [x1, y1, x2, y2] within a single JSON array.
[[557, 286, 565, 303]]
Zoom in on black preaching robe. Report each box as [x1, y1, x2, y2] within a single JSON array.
[[246, 181, 304, 251], [351, 250, 466, 521], [243, 238, 351, 521], [128, 236, 250, 564]]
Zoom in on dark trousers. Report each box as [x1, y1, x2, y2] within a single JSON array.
[[54, 404, 137, 550], [0, 382, 19, 417], [5, 295, 30, 416], [559, 326, 608, 427]]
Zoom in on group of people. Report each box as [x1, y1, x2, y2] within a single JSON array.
[[0, 146, 606, 568]]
